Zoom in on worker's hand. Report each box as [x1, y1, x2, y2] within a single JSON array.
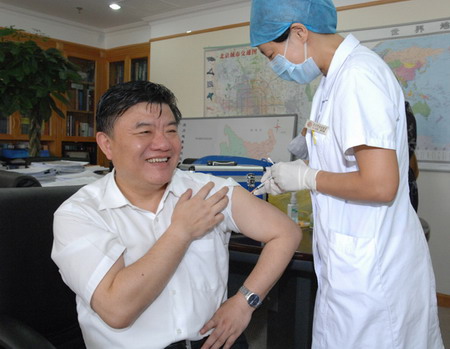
[[253, 160, 319, 195], [252, 166, 283, 196], [272, 159, 319, 192], [171, 182, 229, 241], [199, 294, 252, 349]]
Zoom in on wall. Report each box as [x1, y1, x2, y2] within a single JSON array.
[[0, 4, 106, 48], [150, 25, 249, 118], [150, 0, 450, 295], [0, 1, 250, 49]]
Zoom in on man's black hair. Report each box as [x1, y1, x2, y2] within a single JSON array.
[[96, 81, 182, 135]]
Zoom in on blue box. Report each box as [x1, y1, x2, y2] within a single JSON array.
[[178, 156, 272, 193]]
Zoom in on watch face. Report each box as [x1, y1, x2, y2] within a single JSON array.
[[248, 294, 260, 307]]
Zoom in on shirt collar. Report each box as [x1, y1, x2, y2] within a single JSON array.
[[97, 168, 186, 211], [98, 170, 131, 210], [163, 169, 191, 198]]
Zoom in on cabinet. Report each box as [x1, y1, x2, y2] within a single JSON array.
[[56, 41, 107, 166], [66, 56, 96, 138], [0, 113, 57, 156], [106, 43, 149, 88]]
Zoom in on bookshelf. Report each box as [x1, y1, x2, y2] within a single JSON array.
[[0, 114, 8, 135], [106, 42, 149, 87], [131, 57, 148, 81], [62, 141, 97, 164], [109, 61, 125, 87], [66, 57, 96, 137]]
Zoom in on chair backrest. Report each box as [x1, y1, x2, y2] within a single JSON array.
[[0, 186, 85, 348], [0, 170, 41, 188]]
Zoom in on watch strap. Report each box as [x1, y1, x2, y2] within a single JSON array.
[[238, 285, 262, 308]]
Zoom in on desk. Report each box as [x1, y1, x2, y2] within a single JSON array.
[[1, 162, 108, 187], [228, 228, 316, 349]]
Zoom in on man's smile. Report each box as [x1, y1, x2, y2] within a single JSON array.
[[146, 157, 169, 163]]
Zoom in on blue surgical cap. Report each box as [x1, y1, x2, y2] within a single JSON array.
[[250, 0, 337, 47]]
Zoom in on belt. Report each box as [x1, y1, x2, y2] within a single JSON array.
[[164, 336, 208, 349]]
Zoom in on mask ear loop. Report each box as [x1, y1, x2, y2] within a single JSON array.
[[283, 34, 290, 57], [304, 41, 308, 61]]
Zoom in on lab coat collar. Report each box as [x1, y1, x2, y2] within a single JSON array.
[[321, 34, 360, 98]]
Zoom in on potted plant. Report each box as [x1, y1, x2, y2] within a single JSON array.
[[0, 26, 82, 157]]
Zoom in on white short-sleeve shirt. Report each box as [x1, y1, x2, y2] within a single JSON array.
[[52, 169, 240, 349]]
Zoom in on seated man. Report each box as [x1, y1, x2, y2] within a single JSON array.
[[52, 81, 301, 349]]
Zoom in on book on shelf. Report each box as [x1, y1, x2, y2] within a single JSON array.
[[69, 83, 94, 112], [77, 90, 86, 111], [132, 59, 148, 81], [87, 87, 95, 112], [79, 122, 90, 137]]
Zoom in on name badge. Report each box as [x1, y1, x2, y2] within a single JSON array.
[[305, 120, 329, 135]]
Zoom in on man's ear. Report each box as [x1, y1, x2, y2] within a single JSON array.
[[96, 132, 113, 160]]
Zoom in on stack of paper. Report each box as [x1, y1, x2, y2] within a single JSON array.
[[5, 166, 58, 182], [31, 160, 88, 174], [6, 161, 110, 186]]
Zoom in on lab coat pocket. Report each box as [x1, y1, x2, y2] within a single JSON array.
[[317, 230, 393, 348], [327, 230, 378, 291], [319, 229, 384, 316]]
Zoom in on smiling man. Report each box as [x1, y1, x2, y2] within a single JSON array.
[[51, 81, 301, 349]]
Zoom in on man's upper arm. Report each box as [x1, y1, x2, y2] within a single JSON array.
[[230, 186, 299, 243]]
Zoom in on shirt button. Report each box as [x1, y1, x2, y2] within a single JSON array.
[[177, 329, 182, 335], [171, 290, 177, 295]]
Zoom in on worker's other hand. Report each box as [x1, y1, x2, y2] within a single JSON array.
[[252, 167, 283, 196], [272, 160, 319, 192]]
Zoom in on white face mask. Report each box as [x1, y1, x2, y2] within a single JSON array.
[[268, 35, 322, 84]]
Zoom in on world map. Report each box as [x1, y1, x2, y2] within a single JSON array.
[[370, 31, 450, 165]]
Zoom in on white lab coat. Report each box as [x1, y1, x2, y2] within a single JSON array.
[[307, 34, 444, 349]]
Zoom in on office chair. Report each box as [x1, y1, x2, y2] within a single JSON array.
[[0, 186, 85, 349], [0, 169, 41, 188]]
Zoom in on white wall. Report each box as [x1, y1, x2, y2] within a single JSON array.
[[0, 1, 250, 49], [1, 0, 449, 294], [0, 4, 105, 48]]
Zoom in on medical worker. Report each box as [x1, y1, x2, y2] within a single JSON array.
[[251, 0, 444, 348]]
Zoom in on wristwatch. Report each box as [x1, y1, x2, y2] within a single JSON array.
[[238, 285, 262, 308]]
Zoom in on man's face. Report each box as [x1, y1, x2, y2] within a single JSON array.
[[98, 102, 181, 193]]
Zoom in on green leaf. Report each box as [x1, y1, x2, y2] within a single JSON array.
[[52, 92, 70, 105], [0, 27, 82, 130]]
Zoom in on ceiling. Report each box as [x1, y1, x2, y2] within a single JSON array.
[[0, 0, 250, 31]]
